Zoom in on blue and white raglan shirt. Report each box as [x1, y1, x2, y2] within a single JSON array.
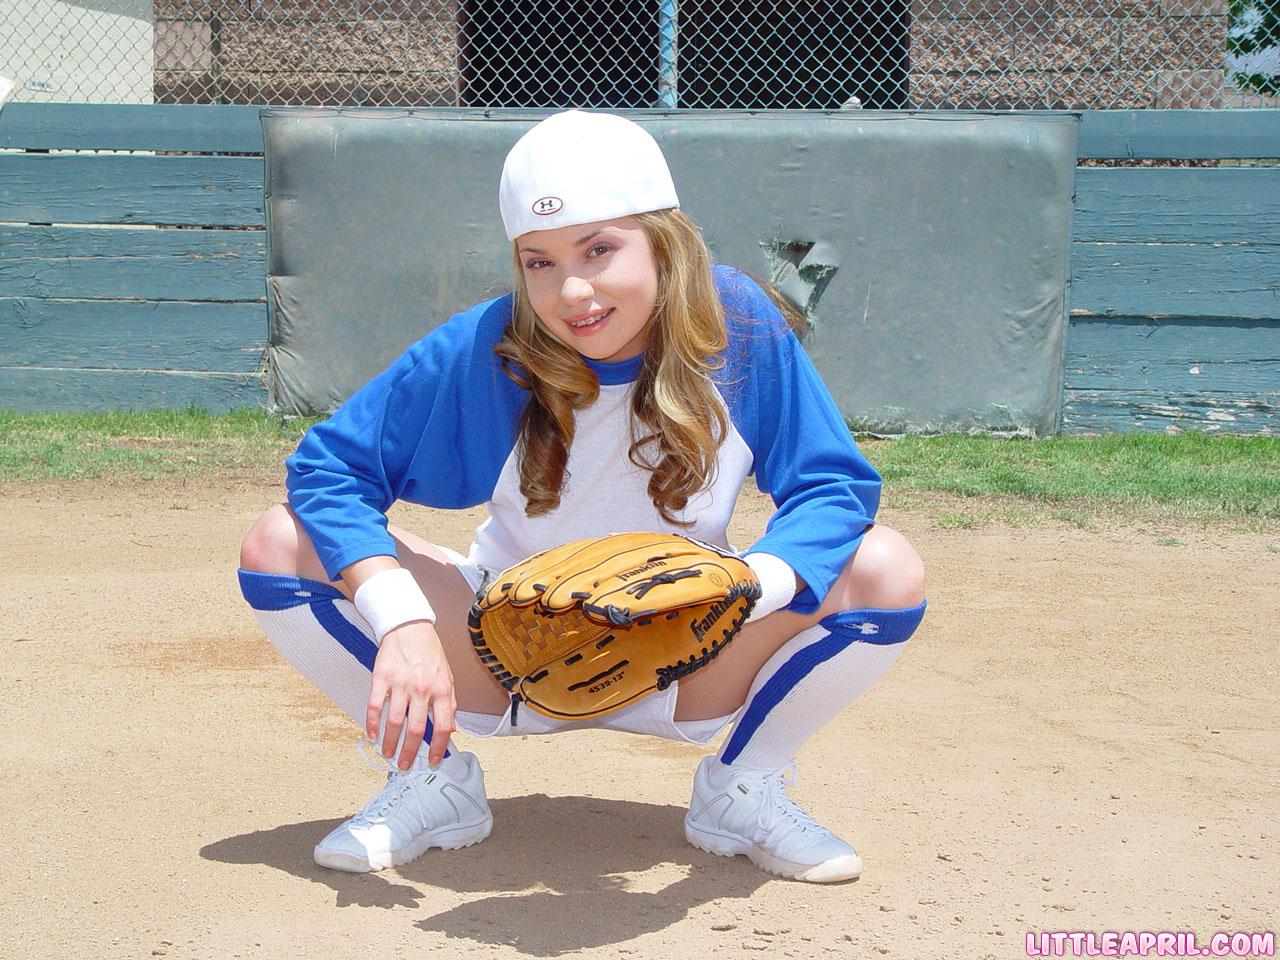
[[286, 266, 881, 616]]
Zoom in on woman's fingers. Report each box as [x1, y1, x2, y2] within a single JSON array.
[[381, 688, 409, 758], [367, 622, 455, 767], [398, 695, 431, 771], [366, 678, 388, 742], [426, 694, 456, 767]]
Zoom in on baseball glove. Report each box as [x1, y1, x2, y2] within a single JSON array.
[[468, 533, 761, 721]]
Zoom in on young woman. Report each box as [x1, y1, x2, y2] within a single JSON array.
[[238, 110, 926, 883]]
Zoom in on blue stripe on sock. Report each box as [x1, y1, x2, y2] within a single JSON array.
[[310, 594, 379, 670], [238, 568, 441, 756], [820, 602, 927, 647], [237, 569, 344, 610], [719, 601, 925, 766], [311, 598, 439, 755]]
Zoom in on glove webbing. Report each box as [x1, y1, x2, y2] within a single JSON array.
[[574, 568, 703, 627]]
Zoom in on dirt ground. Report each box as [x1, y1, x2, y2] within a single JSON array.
[[1, 475, 1276, 960]]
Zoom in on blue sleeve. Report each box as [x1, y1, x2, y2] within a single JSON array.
[[285, 296, 525, 581], [714, 266, 882, 614]]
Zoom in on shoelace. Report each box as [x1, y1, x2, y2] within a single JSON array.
[[755, 764, 826, 836], [350, 738, 416, 824]]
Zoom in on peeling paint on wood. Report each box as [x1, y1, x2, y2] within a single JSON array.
[[0, 155, 264, 227], [1071, 242, 1279, 321], [1063, 388, 1278, 435], [1062, 317, 1280, 434], [2, 299, 267, 372], [0, 367, 265, 413], [0, 226, 266, 302], [1075, 168, 1280, 245]]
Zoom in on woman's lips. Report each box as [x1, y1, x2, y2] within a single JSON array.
[[564, 307, 613, 336]]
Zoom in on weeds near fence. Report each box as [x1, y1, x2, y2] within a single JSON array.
[[2, 410, 1277, 525], [0, 408, 316, 482], [865, 433, 1280, 524]]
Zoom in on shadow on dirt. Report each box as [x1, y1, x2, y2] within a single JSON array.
[[201, 793, 787, 953]]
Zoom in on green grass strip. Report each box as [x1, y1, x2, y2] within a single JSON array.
[[863, 433, 1280, 521], [0, 408, 318, 482], [2, 410, 1277, 522]]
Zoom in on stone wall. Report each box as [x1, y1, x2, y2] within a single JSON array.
[[153, 0, 460, 105], [152, 0, 1244, 109], [908, 0, 1232, 108]]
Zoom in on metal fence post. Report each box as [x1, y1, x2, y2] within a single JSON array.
[[657, 0, 679, 108]]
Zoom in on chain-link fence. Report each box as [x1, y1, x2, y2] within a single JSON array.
[[2, 0, 1278, 108]]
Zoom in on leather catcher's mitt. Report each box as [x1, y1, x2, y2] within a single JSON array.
[[468, 533, 761, 721]]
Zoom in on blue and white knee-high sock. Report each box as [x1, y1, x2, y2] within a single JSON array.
[[717, 603, 926, 772], [237, 569, 451, 761]]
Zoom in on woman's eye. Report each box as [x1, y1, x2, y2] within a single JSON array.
[[525, 258, 550, 270], [588, 244, 612, 257]]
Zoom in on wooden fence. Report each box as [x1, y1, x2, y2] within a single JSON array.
[[1, 105, 1277, 433], [1064, 111, 1280, 434], [1, 104, 266, 410]]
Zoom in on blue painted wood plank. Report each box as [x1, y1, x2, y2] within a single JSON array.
[[1071, 242, 1280, 321], [1075, 109, 1280, 160], [1064, 317, 1280, 395], [0, 226, 266, 301], [0, 155, 264, 226], [1062, 389, 1278, 434], [3, 105, 1276, 160], [1, 299, 267, 372], [0, 103, 268, 152], [0, 367, 265, 413], [1075, 168, 1280, 245], [1062, 316, 1280, 434]]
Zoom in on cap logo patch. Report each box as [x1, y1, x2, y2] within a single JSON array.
[[532, 196, 563, 216]]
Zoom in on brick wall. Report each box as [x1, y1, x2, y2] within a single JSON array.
[[153, 0, 460, 106], [151, 0, 1248, 110], [907, 0, 1231, 108]]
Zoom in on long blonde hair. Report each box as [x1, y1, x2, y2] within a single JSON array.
[[493, 209, 729, 525]]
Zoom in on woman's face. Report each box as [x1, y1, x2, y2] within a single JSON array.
[[516, 216, 660, 364]]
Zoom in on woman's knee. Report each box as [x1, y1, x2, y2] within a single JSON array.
[[239, 503, 304, 574], [836, 525, 926, 611]]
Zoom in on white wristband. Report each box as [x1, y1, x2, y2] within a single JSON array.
[[744, 552, 798, 624], [353, 567, 436, 643]]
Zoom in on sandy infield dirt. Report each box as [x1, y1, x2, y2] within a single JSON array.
[[1, 475, 1276, 960]]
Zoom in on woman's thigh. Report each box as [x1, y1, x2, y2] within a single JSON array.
[[668, 606, 815, 722], [672, 525, 924, 721]]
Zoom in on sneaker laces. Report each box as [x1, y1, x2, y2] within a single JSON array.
[[349, 738, 416, 824], [755, 763, 826, 836], [356, 737, 403, 775]]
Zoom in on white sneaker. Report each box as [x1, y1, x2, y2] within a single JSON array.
[[313, 748, 493, 873], [684, 756, 862, 883]]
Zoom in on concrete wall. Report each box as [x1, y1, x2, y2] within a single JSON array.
[[2, 0, 153, 103]]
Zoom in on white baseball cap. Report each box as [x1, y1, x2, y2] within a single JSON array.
[[499, 110, 680, 242]]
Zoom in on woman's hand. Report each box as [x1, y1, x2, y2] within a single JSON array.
[[367, 619, 456, 769]]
